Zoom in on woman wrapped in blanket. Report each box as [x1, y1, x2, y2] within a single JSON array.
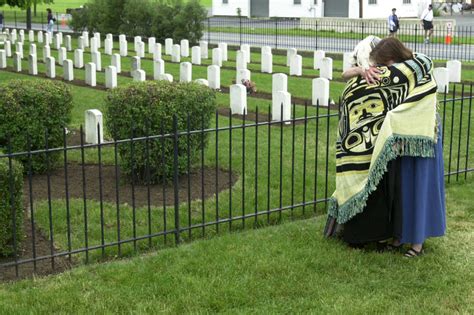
[[326, 38, 446, 258]]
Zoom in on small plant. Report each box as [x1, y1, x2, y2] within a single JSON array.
[[241, 79, 257, 94]]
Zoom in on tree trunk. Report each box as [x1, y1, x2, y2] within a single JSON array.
[[26, 6, 32, 30]]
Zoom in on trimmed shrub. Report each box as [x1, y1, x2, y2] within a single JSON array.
[[0, 154, 24, 257], [0, 80, 73, 173], [70, 0, 207, 45], [105, 81, 217, 183]]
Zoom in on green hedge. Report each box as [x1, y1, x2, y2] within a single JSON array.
[[70, 0, 207, 45], [0, 154, 24, 257], [0, 80, 73, 173], [106, 81, 217, 183]]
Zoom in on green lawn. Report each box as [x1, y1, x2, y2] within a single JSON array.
[[0, 181, 472, 313]]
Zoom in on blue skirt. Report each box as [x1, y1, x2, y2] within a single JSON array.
[[400, 126, 446, 244]]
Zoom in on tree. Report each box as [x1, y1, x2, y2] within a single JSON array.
[[0, 0, 54, 30]]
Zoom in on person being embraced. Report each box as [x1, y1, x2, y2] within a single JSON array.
[[326, 38, 446, 258]]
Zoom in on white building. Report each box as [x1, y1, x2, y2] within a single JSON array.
[[212, 0, 432, 19]]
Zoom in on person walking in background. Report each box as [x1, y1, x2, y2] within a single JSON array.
[[388, 8, 400, 37], [0, 12, 4, 32], [46, 8, 55, 33], [421, 4, 434, 44]]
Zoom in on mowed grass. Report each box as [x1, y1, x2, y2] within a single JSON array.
[[0, 181, 472, 313], [0, 37, 473, 263]]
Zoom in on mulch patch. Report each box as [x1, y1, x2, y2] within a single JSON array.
[[217, 107, 308, 126], [1, 153, 238, 281]]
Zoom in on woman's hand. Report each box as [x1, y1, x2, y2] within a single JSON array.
[[363, 67, 381, 85]]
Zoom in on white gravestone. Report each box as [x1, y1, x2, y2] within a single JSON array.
[[37, 31, 43, 43], [94, 33, 101, 48], [65, 35, 72, 51], [290, 55, 302, 76], [78, 36, 85, 50], [28, 30, 35, 42], [85, 109, 104, 144], [148, 37, 156, 54], [195, 79, 209, 86], [18, 30, 24, 43], [137, 41, 145, 58], [15, 42, 23, 59], [272, 91, 292, 122], [106, 33, 113, 41], [218, 42, 228, 61], [433, 67, 450, 93], [172, 44, 181, 63], [314, 50, 325, 70], [261, 46, 272, 55], [29, 43, 36, 56], [54, 33, 61, 50], [180, 62, 192, 83], [90, 36, 98, 53], [287, 48, 297, 67], [446, 60, 461, 83], [83, 31, 90, 44], [212, 48, 222, 67], [58, 47, 67, 66], [153, 59, 165, 80], [261, 52, 272, 74], [120, 40, 128, 57], [272, 73, 288, 96], [131, 56, 141, 71], [320, 57, 333, 80], [63, 59, 74, 81], [158, 74, 173, 82], [43, 45, 50, 63], [180, 39, 189, 57], [312, 78, 330, 107], [74, 49, 84, 68], [236, 69, 251, 84], [28, 54, 38, 75], [46, 56, 56, 78], [112, 54, 121, 74], [241, 44, 251, 63], [132, 69, 146, 82], [92, 51, 102, 72], [105, 66, 118, 89], [13, 52, 22, 72], [230, 84, 248, 115], [85, 62, 97, 87], [200, 41, 208, 59], [119, 34, 126, 42], [343, 52, 353, 72], [236, 50, 247, 70], [153, 43, 162, 61], [4, 41, 11, 57], [134, 36, 141, 52], [208, 65, 220, 89], [191, 46, 201, 65], [0, 50, 6, 69], [165, 38, 173, 55], [104, 38, 113, 55]]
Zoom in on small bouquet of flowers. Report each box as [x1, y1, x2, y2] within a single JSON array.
[[241, 79, 257, 95]]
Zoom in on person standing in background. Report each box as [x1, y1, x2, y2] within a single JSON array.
[[46, 8, 55, 33], [388, 8, 400, 37], [421, 4, 434, 44]]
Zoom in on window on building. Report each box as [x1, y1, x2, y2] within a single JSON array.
[[314, 0, 318, 4], [222, 0, 228, 3], [294, 0, 301, 4], [368, 0, 377, 4], [403, 0, 411, 3]]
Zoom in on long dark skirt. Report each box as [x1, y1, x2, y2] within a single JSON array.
[[342, 159, 402, 244]]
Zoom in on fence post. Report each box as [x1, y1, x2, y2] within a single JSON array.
[[172, 115, 181, 245], [239, 15, 242, 46], [41, 12, 44, 31], [315, 20, 318, 50], [14, 11, 17, 28], [414, 24, 418, 52], [275, 19, 278, 49], [207, 17, 210, 44], [56, 12, 59, 32]]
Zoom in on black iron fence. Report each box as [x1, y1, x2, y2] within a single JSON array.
[[206, 17, 474, 61], [0, 85, 472, 280]]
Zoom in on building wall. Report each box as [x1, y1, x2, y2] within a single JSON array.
[[362, 0, 432, 18], [269, 0, 323, 18], [212, 0, 251, 17]]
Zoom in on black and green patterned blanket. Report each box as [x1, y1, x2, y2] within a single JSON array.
[[329, 53, 438, 224]]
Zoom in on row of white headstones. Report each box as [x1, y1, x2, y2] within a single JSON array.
[[0, 28, 464, 143]]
